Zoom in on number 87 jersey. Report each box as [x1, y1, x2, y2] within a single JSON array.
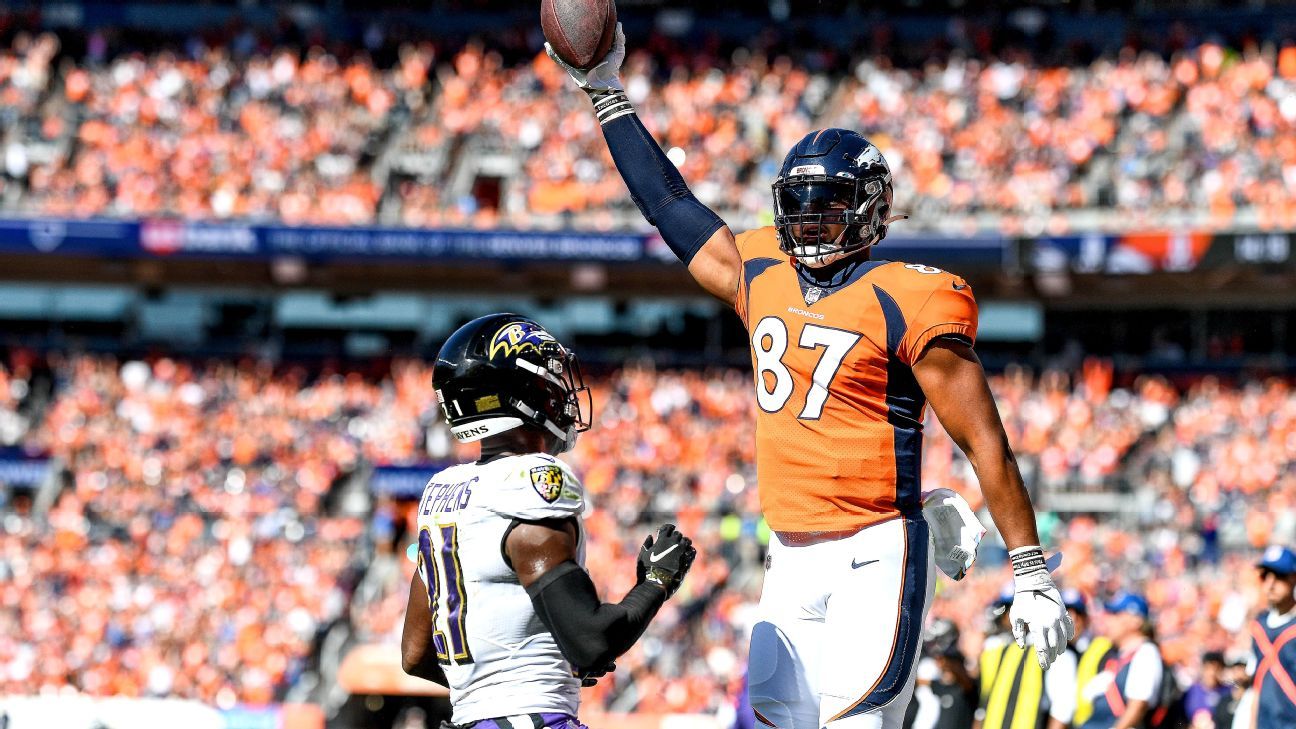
[[734, 226, 978, 534]]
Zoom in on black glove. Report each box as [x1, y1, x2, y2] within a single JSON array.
[[636, 524, 696, 598], [575, 662, 616, 687]]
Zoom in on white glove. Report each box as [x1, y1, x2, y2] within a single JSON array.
[[544, 22, 626, 92], [922, 488, 985, 581], [1007, 546, 1075, 670]]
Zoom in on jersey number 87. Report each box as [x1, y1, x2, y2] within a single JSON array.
[[752, 316, 861, 419]]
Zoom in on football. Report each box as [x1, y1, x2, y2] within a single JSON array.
[[541, 0, 617, 70]]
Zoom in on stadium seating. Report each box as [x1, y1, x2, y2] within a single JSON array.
[[3, 30, 1295, 232], [0, 352, 1289, 711], [0, 10, 1292, 719]]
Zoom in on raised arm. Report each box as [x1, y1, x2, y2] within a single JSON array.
[[684, 228, 742, 305], [913, 339, 1073, 670], [547, 26, 741, 306], [507, 518, 695, 678]]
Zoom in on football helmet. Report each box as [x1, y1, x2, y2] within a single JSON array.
[[772, 128, 901, 267], [923, 618, 962, 659], [433, 314, 591, 452]]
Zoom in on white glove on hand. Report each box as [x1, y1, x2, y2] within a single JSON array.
[[1008, 546, 1075, 670], [922, 488, 985, 581], [544, 22, 626, 92]]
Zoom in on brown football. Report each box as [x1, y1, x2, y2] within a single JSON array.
[[541, 0, 617, 71]]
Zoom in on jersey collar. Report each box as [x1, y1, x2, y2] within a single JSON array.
[[794, 258, 890, 306]]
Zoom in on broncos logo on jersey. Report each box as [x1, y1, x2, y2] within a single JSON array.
[[489, 321, 556, 361]]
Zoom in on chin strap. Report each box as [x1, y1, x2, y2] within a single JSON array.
[[787, 210, 908, 267], [511, 400, 578, 452]]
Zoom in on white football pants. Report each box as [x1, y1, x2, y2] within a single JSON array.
[[748, 516, 935, 729]]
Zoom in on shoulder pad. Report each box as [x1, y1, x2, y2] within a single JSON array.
[[736, 226, 781, 259], [483, 454, 585, 521]]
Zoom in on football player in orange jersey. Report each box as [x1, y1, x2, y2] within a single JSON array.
[[548, 28, 1073, 729]]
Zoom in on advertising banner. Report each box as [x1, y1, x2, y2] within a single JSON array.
[[0, 217, 1012, 269]]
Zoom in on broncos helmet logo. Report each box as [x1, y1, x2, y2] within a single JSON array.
[[855, 145, 882, 168], [489, 321, 557, 361]]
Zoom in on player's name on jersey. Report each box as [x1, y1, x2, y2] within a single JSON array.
[[419, 477, 477, 515]]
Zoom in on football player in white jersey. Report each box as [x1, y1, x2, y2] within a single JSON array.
[[401, 313, 697, 729]]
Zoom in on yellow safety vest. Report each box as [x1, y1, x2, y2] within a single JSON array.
[[981, 639, 1011, 706], [980, 642, 1047, 729], [1073, 636, 1116, 727]]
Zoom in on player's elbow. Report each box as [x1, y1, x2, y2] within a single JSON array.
[[400, 642, 435, 678], [400, 649, 422, 676], [562, 634, 617, 674], [401, 653, 447, 685]]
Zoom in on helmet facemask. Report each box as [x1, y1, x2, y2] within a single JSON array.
[[522, 340, 592, 453], [773, 174, 896, 268]]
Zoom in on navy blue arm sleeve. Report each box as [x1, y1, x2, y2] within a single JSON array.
[[596, 102, 726, 265], [524, 560, 666, 673]]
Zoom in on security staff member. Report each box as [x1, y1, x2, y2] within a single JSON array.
[[1249, 545, 1296, 729], [976, 587, 1078, 729], [907, 619, 977, 729], [978, 584, 1017, 719], [1078, 592, 1162, 729], [1068, 589, 1116, 728]]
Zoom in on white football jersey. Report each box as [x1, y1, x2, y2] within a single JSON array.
[[413, 453, 586, 723]]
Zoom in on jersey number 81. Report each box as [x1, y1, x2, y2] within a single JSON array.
[[418, 524, 473, 665], [752, 316, 861, 419]]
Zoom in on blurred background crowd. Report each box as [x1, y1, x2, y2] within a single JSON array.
[[0, 8, 1294, 233], [0, 0, 1293, 727], [1, 352, 1292, 717]]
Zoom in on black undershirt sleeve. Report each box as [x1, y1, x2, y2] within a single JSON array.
[[595, 106, 725, 266], [524, 560, 667, 673]]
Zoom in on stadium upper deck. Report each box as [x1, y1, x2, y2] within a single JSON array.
[[1, 9, 1294, 234]]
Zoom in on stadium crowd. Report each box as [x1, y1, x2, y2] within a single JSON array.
[[1, 23, 1295, 231], [0, 350, 1292, 717]]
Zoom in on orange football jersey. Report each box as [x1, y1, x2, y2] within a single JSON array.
[[734, 226, 978, 532]]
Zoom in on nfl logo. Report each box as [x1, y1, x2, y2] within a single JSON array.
[[804, 287, 823, 305]]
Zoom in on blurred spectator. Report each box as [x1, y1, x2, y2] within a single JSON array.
[[21, 42, 431, 222], [1078, 592, 1163, 729], [904, 618, 976, 729], [1211, 660, 1252, 729], [1184, 652, 1229, 726], [1248, 545, 1296, 729], [1070, 588, 1118, 729], [975, 589, 1077, 729]]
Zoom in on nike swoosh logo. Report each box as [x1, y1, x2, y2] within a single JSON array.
[[952, 282, 968, 291], [1029, 590, 1063, 607], [851, 559, 878, 569], [650, 544, 679, 563]]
